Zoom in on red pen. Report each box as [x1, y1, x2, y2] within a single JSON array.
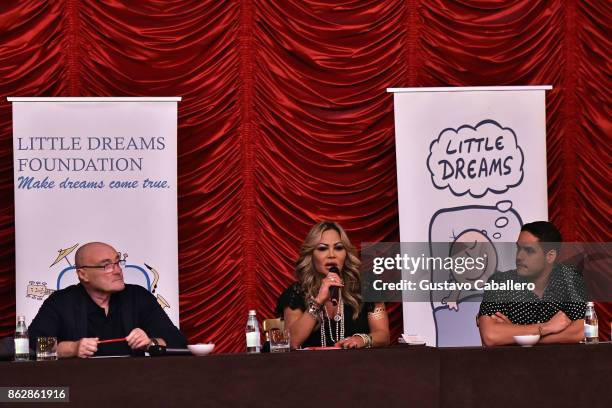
[[97, 337, 127, 344]]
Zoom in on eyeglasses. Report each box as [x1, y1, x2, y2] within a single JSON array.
[[78, 253, 128, 273]]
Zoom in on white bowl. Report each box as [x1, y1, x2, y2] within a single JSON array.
[[188, 343, 215, 356], [513, 335, 540, 347]]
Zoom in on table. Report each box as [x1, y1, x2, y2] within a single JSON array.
[[1, 344, 610, 407], [439, 344, 611, 408]]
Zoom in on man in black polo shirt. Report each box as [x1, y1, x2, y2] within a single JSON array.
[[29, 242, 186, 357], [478, 221, 586, 346]]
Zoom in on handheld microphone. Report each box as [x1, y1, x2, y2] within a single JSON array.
[[329, 266, 340, 306]]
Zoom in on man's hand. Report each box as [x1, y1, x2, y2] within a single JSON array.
[[542, 311, 571, 336], [126, 328, 151, 350], [491, 312, 512, 324], [75, 338, 98, 358]]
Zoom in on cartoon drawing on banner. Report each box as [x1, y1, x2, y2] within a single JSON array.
[[25, 244, 170, 309], [426, 119, 525, 346], [428, 202, 523, 346], [427, 119, 524, 198], [441, 228, 498, 309]]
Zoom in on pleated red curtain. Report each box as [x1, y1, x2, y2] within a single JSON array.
[[0, 1, 609, 351]]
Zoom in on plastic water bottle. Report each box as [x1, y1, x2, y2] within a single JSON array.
[[14, 315, 29, 361], [584, 302, 598, 344], [245, 310, 261, 353]]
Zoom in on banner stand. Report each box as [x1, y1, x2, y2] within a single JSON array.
[[387, 86, 552, 346], [8, 97, 182, 326]]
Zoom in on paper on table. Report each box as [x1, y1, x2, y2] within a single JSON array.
[[399, 334, 426, 345]]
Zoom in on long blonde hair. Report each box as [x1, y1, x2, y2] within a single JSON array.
[[295, 221, 362, 319]]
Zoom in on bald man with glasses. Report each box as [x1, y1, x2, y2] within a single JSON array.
[[29, 242, 186, 358]]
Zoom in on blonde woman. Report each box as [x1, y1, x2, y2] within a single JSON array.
[[276, 221, 390, 349]]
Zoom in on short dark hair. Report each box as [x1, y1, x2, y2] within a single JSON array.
[[521, 221, 562, 253]]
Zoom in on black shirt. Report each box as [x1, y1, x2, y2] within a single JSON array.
[[478, 263, 587, 324], [29, 283, 187, 356], [276, 282, 374, 347], [84, 286, 131, 356]]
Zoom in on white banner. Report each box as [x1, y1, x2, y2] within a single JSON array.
[[389, 87, 551, 346], [10, 97, 181, 326]]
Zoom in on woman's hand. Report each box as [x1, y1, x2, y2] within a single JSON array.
[[335, 335, 365, 349], [315, 272, 343, 305]]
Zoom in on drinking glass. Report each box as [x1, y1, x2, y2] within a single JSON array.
[[269, 328, 290, 353], [36, 337, 57, 361]]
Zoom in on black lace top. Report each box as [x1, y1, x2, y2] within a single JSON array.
[[276, 282, 375, 348]]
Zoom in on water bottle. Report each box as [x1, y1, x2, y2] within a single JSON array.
[[245, 310, 261, 353], [584, 302, 598, 344], [14, 315, 29, 361]]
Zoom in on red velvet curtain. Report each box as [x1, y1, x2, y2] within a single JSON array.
[[0, 1, 609, 352]]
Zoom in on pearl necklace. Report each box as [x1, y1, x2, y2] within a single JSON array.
[[320, 296, 344, 346]]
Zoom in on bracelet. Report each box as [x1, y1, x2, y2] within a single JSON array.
[[352, 333, 373, 348], [306, 298, 322, 321], [368, 305, 386, 320]]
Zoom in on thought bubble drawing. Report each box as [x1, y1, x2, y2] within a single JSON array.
[[427, 119, 524, 198], [428, 201, 523, 347]]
